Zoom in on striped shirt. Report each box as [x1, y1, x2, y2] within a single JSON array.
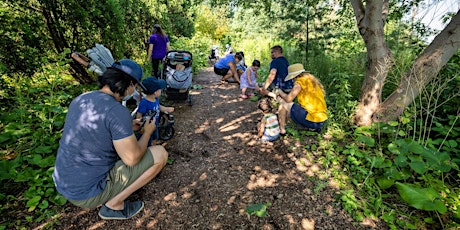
[[263, 113, 280, 137]]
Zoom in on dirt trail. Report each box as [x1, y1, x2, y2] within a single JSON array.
[[49, 67, 384, 229]]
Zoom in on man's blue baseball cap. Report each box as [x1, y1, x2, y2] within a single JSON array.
[[111, 59, 146, 91]]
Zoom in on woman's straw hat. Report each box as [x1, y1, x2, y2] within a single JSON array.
[[284, 63, 306, 81]]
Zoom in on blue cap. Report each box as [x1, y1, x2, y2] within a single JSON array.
[[111, 59, 146, 91], [142, 76, 166, 94]]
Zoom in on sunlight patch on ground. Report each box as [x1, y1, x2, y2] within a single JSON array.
[[182, 192, 193, 199], [164, 192, 177, 201], [301, 218, 315, 230], [283, 169, 305, 183], [146, 208, 166, 228], [199, 172, 207, 180], [87, 221, 106, 230], [284, 214, 296, 225], [328, 178, 341, 189], [195, 120, 210, 133], [246, 166, 279, 190], [227, 195, 236, 205]]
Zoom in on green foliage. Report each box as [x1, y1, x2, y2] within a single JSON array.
[[245, 202, 271, 217], [193, 5, 230, 41], [1, 0, 459, 229], [396, 182, 447, 214], [0, 54, 87, 228]]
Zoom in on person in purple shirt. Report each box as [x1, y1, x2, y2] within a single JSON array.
[[147, 24, 171, 78]]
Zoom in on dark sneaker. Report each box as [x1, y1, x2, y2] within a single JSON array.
[[98, 201, 144, 220]]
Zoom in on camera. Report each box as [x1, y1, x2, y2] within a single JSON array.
[[140, 110, 157, 126]]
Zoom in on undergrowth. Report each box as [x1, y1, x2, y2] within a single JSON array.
[[297, 67, 460, 229]]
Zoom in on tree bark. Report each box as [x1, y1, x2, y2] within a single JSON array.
[[375, 9, 460, 122], [351, 0, 393, 126]]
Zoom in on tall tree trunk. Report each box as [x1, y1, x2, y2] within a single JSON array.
[[351, 0, 392, 126], [375, 10, 460, 121]]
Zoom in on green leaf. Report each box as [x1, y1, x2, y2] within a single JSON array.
[[394, 155, 408, 167], [372, 157, 392, 168], [249, 96, 260, 101], [26, 196, 41, 212], [34, 145, 53, 154], [51, 194, 67, 206], [377, 177, 395, 189], [408, 160, 427, 174], [400, 117, 410, 124], [446, 140, 458, 148], [406, 140, 426, 154], [387, 121, 398, 127], [357, 135, 375, 147], [245, 202, 271, 217], [419, 150, 452, 172], [395, 182, 447, 213], [38, 200, 49, 209]]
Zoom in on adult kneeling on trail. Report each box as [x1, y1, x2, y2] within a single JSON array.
[[53, 59, 168, 220], [213, 52, 243, 84], [275, 63, 328, 135]]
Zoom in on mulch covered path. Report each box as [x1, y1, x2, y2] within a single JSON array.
[[34, 67, 385, 229]]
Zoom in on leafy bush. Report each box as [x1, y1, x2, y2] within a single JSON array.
[[0, 53, 92, 228]]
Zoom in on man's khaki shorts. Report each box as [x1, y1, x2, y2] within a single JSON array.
[[69, 149, 154, 208]]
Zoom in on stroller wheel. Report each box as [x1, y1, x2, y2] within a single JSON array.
[[188, 94, 193, 106], [159, 126, 175, 141]]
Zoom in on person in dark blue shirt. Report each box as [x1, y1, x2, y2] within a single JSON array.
[[260, 45, 293, 98]]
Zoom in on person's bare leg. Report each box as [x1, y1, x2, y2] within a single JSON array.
[[221, 70, 233, 81], [278, 103, 287, 134], [104, 145, 168, 210], [241, 87, 247, 96], [232, 74, 240, 83], [278, 101, 293, 134]]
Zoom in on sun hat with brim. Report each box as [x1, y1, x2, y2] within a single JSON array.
[[284, 63, 306, 82], [111, 59, 147, 91], [142, 76, 167, 94]]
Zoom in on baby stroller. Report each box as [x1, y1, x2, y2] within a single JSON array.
[[161, 50, 193, 105], [71, 44, 175, 140]]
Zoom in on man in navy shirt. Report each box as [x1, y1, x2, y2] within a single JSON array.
[[260, 45, 293, 98]]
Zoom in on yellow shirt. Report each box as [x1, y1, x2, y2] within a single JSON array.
[[295, 76, 327, 122]]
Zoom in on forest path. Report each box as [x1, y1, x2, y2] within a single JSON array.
[[47, 67, 383, 230]]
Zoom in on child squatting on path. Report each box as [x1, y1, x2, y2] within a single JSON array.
[[240, 60, 261, 99], [136, 77, 174, 146], [257, 98, 281, 142]]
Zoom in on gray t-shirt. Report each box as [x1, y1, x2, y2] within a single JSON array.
[[53, 91, 133, 200]]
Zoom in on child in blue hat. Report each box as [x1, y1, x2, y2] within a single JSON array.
[[136, 76, 174, 145]]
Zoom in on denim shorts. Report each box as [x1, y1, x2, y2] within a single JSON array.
[[290, 103, 324, 130]]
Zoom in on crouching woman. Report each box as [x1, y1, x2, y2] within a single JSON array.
[[276, 63, 327, 135]]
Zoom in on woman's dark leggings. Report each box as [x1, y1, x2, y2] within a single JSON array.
[[151, 58, 162, 78]]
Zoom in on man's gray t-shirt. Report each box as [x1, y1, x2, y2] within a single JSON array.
[[52, 91, 133, 200]]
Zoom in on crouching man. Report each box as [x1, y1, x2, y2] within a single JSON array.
[[53, 59, 168, 220]]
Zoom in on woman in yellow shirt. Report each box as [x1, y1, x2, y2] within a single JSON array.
[[275, 63, 327, 134]]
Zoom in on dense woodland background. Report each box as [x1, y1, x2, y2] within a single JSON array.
[[0, 0, 459, 229]]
